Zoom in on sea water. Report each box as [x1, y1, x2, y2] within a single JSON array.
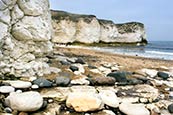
[[90, 41, 173, 60]]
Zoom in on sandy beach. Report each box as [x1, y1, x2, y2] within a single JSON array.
[[55, 46, 173, 71]]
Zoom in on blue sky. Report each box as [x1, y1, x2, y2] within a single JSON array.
[[49, 0, 173, 41]]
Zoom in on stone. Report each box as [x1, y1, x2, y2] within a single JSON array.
[[31, 84, 39, 89], [32, 78, 53, 88], [107, 71, 131, 82], [5, 91, 43, 112], [75, 58, 86, 64], [89, 77, 116, 86], [157, 71, 169, 80], [0, 86, 15, 93], [0, 0, 7, 10], [60, 60, 71, 65], [4, 81, 32, 89], [127, 78, 143, 85], [55, 77, 71, 86], [66, 92, 103, 112], [71, 77, 90, 85], [119, 103, 150, 115], [168, 103, 173, 113], [69, 65, 79, 72], [141, 69, 158, 78], [4, 107, 12, 113], [99, 90, 119, 108], [18, 112, 28, 115]]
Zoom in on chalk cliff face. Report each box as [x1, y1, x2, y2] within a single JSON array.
[[0, 0, 54, 77], [51, 10, 147, 45]]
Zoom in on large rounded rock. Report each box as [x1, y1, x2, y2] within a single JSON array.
[[66, 92, 103, 112], [5, 91, 43, 112], [119, 103, 150, 115], [99, 90, 119, 108]]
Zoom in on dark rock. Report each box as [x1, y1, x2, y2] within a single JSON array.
[[75, 58, 86, 64], [32, 78, 53, 88], [107, 71, 132, 82], [88, 65, 97, 69], [4, 107, 12, 113], [89, 77, 116, 86], [41, 100, 48, 109], [168, 103, 173, 113], [157, 72, 169, 80], [55, 77, 71, 86], [127, 78, 143, 85], [170, 87, 173, 91], [60, 60, 71, 65], [69, 66, 79, 72]]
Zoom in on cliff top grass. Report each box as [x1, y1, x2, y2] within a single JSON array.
[[116, 22, 144, 34], [51, 10, 96, 23]]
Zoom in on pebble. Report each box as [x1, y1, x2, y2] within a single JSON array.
[[0, 86, 15, 93], [69, 66, 79, 72], [168, 103, 173, 113], [5, 91, 43, 112], [31, 84, 39, 89], [107, 71, 131, 82], [4, 81, 32, 89], [55, 77, 71, 86], [119, 102, 150, 115], [75, 58, 86, 64], [89, 77, 116, 86], [141, 69, 158, 78], [60, 60, 71, 65], [32, 78, 53, 88], [4, 107, 12, 113], [71, 77, 90, 85], [157, 71, 169, 80]]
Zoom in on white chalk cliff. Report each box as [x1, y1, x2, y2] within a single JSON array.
[[0, 0, 55, 77], [51, 10, 147, 45]]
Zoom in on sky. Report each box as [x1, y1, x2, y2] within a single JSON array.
[[49, 0, 173, 41]]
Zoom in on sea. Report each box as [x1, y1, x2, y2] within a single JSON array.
[[89, 41, 173, 60]]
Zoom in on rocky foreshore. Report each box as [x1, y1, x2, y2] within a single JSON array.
[[0, 47, 173, 115]]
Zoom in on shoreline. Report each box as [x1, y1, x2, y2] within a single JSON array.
[[55, 45, 173, 71]]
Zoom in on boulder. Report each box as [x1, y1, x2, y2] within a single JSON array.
[[66, 92, 103, 112], [107, 71, 132, 82], [5, 91, 43, 112], [168, 103, 173, 113], [89, 77, 116, 86]]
